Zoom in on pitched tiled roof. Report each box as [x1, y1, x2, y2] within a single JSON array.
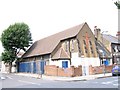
[[51, 47, 70, 60], [103, 34, 120, 44], [22, 22, 86, 58]]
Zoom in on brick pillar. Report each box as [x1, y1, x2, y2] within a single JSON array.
[[70, 66, 75, 77], [89, 65, 93, 75], [78, 65, 82, 76], [56, 66, 59, 76]]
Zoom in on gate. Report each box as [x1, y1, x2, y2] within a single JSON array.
[[19, 60, 46, 74], [40, 61, 46, 74], [33, 61, 37, 73]]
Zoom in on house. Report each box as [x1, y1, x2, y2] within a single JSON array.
[[102, 34, 120, 64], [94, 26, 120, 65], [19, 22, 101, 75]]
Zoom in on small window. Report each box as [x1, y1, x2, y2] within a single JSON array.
[[85, 50, 88, 53], [91, 50, 94, 54], [84, 46, 88, 53], [65, 41, 69, 52], [62, 61, 68, 68], [71, 39, 74, 50], [83, 40, 86, 45], [89, 41, 92, 46]]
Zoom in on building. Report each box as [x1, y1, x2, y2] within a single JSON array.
[[94, 26, 120, 65], [19, 22, 101, 75]]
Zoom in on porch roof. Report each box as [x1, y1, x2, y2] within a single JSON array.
[[51, 47, 70, 60]]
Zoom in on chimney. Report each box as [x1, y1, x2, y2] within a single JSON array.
[[116, 31, 120, 36], [94, 26, 101, 40]]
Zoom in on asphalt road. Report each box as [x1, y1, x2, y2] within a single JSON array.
[[0, 73, 119, 88]]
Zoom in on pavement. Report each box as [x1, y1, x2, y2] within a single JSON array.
[[12, 73, 112, 81]]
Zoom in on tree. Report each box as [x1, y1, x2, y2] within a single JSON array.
[[1, 50, 15, 73], [1, 22, 32, 73], [114, 1, 120, 9]]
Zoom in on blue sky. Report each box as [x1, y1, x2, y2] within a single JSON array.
[[0, 0, 118, 54]]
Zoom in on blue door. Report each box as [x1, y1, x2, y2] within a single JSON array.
[[40, 61, 46, 74], [62, 61, 68, 68]]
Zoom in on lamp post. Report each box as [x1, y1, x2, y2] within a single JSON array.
[[101, 31, 108, 76]]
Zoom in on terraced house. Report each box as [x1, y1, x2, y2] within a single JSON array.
[[19, 22, 113, 75]]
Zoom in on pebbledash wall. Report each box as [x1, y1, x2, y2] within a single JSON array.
[[1, 61, 17, 73]]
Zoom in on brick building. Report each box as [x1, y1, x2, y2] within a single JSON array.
[[19, 22, 101, 75], [18, 22, 118, 76]]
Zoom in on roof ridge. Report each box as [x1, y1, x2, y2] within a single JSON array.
[[22, 22, 86, 58], [37, 22, 86, 42]]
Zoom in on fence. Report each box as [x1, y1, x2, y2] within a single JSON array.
[[19, 60, 46, 74], [44, 65, 82, 77]]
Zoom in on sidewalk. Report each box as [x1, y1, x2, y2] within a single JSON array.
[[14, 73, 112, 81]]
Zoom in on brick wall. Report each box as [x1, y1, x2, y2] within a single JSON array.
[[89, 65, 113, 75], [44, 65, 58, 76], [44, 65, 82, 77]]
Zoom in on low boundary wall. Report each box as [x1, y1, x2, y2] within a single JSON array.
[[44, 65, 82, 77], [89, 65, 113, 75]]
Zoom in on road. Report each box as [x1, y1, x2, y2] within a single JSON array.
[[0, 73, 119, 88]]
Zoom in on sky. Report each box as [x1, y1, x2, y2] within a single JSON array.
[[0, 0, 118, 55]]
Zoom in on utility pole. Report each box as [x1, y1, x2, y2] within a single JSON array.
[[101, 31, 108, 76]]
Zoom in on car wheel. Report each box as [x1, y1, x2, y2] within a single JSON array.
[[112, 74, 115, 76]]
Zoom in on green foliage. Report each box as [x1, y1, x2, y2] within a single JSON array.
[[0, 55, 1, 61], [1, 50, 15, 64], [1, 22, 32, 63], [114, 1, 120, 9]]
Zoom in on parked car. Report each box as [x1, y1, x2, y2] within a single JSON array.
[[112, 65, 120, 76]]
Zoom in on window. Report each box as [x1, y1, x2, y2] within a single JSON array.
[[89, 41, 92, 46], [83, 40, 86, 45], [62, 61, 68, 68], [84, 46, 88, 53], [71, 39, 74, 50], [90, 47, 94, 54], [65, 41, 69, 52], [83, 40, 88, 53]]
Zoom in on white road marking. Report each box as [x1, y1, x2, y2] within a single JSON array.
[[102, 81, 113, 85], [102, 82, 108, 85], [113, 80, 118, 82], [18, 80, 41, 86], [101, 79, 118, 86], [7, 76, 13, 79], [113, 84, 118, 86], [0, 77, 6, 80], [94, 82, 98, 84]]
